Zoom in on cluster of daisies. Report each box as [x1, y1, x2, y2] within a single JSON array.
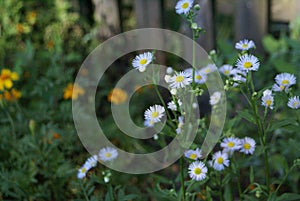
[[185, 136, 256, 181], [77, 147, 118, 179], [218, 39, 299, 110], [132, 51, 222, 133]]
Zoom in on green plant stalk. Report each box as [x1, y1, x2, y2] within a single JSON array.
[[180, 157, 186, 201], [80, 181, 90, 201], [2, 106, 16, 140], [275, 164, 296, 193], [219, 173, 223, 201]]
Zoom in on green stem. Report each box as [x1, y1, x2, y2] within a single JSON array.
[[3, 106, 16, 140], [80, 181, 90, 201], [180, 157, 186, 201], [275, 165, 296, 193], [219, 173, 223, 201]]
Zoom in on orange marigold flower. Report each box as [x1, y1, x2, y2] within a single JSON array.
[[0, 69, 19, 91], [0, 89, 22, 102], [53, 133, 61, 139], [108, 88, 128, 104], [63, 83, 85, 100]]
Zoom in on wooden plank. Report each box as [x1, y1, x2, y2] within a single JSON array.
[[134, 0, 162, 28]]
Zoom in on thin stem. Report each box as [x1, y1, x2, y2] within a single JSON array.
[[219, 173, 223, 201], [3, 106, 16, 140], [80, 181, 90, 201], [180, 157, 186, 201], [275, 165, 296, 193]]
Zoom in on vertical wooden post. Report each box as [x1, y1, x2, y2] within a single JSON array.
[[134, 0, 162, 28], [235, 0, 268, 54], [195, 0, 215, 51]]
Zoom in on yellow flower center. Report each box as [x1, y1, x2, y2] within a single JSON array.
[[217, 157, 224, 164], [195, 75, 202, 80], [293, 102, 298, 107], [81, 167, 87, 173], [242, 44, 248, 48], [151, 111, 159, 118], [243, 61, 253, 69], [224, 70, 230, 75], [175, 75, 184, 83], [182, 2, 189, 9], [266, 100, 272, 106], [205, 69, 211, 73], [281, 79, 289, 85], [227, 142, 235, 148], [105, 152, 112, 158], [190, 153, 197, 159], [194, 167, 202, 175], [139, 59, 147, 65], [244, 143, 251, 150]]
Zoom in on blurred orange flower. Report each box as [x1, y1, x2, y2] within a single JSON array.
[[0, 69, 19, 91], [63, 83, 85, 100], [108, 88, 127, 104], [0, 89, 21, 102]]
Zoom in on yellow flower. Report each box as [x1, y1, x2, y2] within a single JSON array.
[[63, 83, 85, 100], [108, 88, 127, 104], [0, 89, 22, 102], [27, 11, 37, 25], [0, 69, 19, 91]]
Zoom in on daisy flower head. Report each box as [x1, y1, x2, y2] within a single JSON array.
[[209, 91, 222, 105], [235, 39, 256, 51], [236, 54, 260, 72], [220, 137, 241, 153], [167, 99, 182, 111], [239, 137, 256, 155], [85, 155, 98, 168], [144, 119, 155, 127], [287, 96, 300, 109], [175, 0, 194, 15], [274, 73, 296, 89], [261, 89, 274, 109], [194, 70, 207, 84], [188, 161, 208, 181], [176, 116, 184, 134], [219, 65, 234, 76], [144, 104, 165, 123], [212, 151, 230, 171], [272, 84, 285, 92], [99, 147, 118, 162], [184, 148, 202, 160], [132, 52, 153, 72], [200, 64, 218, 75], [169, 71, 192, 89], [77, 163, 91, 179]]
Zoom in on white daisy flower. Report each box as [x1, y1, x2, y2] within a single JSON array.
[[77, 164, 91, 179], [274, 73, 296, 89], [272, 83, 286, 92], [261, 89, 274, 109], [194, 70, 207, 84], [98, 147, 118, 162], [176, 116, 184, 134], [239, 137, 256, 155], [167, 99, 182, 111], [144, 105, 165, 123], [85, 155, 98, 168], [212, 151, 230, 171], [220, 137, 241, 153], [184, 148, 202, 160], [235, 39, 256, 51], [169, 71, 192, 89], [144, 119, 155, 127], [219, 65, 234, 76], [209, 91, 222, 105], [132, 52, 153, 72], [200, 64, 218, 75], [175, 0, 194, 15], [232, 69, 247, 86], [287, 96, 300, 109], [236, 54, 260, 72], [188, 161, 208, 181]]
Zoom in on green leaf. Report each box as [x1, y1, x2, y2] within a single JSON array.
[[238, 110, 256, 124], [276, 193, 300, 201], [262, 35, 281, 53], [267, 119, 297, 133]]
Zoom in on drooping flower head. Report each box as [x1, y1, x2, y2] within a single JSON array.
[[132, 52, 153, 72], [188, 161, 208, 181], [287, 96, 300, 109], [273, 73, 296, 92], [77, 163, 91, 179], [184, 148, 202, 160], [85, 155, 98, 168], [261, 89, 274, 109]]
